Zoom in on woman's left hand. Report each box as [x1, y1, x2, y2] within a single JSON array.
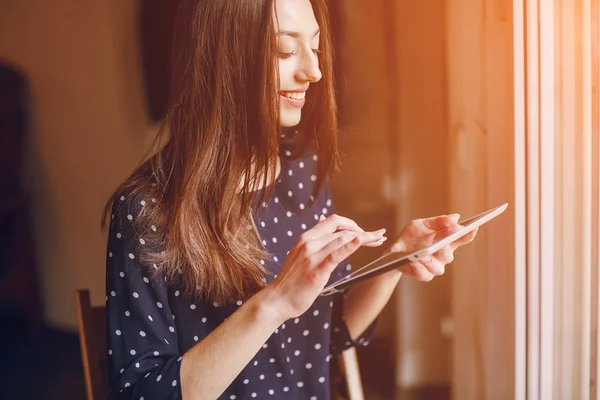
[[385, 214, 478, 282]]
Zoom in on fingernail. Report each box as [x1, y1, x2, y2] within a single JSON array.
[[375, 228, 386, 235], [319, 215, 326, 221]]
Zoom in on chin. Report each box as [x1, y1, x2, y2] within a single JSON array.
[[279, 111, 302, 127]]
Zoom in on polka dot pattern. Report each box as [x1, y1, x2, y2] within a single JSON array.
[[105, 147, 377, 398]]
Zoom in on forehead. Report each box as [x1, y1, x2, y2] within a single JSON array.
[[274, 0, 319, 33]]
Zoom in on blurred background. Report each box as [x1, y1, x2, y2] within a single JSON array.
[[3, 0, 595, 399], [0, 0, 512, 399]]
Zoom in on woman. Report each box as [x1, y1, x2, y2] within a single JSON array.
[[103, 0, 476, 399]]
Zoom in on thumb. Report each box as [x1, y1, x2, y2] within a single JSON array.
[[423, 214, 461, 231]]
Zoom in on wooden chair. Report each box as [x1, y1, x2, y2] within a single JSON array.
[[337, 348, 365, 400], [75, 289, 108, 400], [332, 347, 365, 400], [75, 289, 364, 400]]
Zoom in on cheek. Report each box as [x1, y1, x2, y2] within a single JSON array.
[[277, 61, 295, 88]]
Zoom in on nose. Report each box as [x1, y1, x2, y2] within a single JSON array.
[[296, 50, 322, 83]]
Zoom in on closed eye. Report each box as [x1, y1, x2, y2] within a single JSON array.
[[279, 50, 296, 60], [278, 49, 321, 60]]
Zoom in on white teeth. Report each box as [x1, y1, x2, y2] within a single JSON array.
[[282, 91, 306, 100]]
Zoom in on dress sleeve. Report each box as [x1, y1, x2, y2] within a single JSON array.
[[322, 183, 379, 356], [105, 195, 183, 399], [328, 265, 380, 357]]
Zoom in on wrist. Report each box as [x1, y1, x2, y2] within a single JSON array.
[[250, 286, 288, 328]]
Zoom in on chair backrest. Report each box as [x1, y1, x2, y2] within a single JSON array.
[[74, 289, 364, 400], [74, 289, 108, 400]]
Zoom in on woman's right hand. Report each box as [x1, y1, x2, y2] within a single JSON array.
[[265, 214, 387, 321]]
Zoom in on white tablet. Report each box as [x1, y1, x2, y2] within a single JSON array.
[[319, 203, 508, 296]]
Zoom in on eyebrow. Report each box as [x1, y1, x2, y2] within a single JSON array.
[[276, 29, 320, 38]]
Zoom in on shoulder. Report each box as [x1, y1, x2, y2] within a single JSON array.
[[105, 191, 163, 277], [106, 188, 163, 251], [109, 192, 149, 229], [106, 158, 162, 227]]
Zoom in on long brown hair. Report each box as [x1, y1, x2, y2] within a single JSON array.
[[102, 0, 339, 304]]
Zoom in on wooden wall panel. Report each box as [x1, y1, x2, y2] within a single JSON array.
[[445, 0, 516, 398]]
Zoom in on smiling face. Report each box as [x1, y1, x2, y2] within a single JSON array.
[[274, 0, 323, 127]]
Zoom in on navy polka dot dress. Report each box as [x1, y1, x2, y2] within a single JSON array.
[[105, 146, 378, 399]]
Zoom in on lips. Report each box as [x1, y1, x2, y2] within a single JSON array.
[[279, 90, 307, 108]]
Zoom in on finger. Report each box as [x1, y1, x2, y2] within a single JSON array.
[[433, 245, 454, 265], [312, 224, 386, 244], [309, 230, 359, 258], [420, 255, 445, 276], [299, 230, 357, 256], [363, 236, 388, 247], [303, 214, 366, 240], [316, 235, 362, 272], [357, 229, 387, 245], [309, 229, 385, 257], [403, 261, 436, 282], [450, 227, 478, 250], [430, 224, 463, 246], [422, 214, 461, 231]]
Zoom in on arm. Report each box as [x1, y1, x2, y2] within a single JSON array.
[[328, 251, 400, 353], [179, 289, 284, 399], [107, 198, 183, 399], [342, 268, 402, 340]]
